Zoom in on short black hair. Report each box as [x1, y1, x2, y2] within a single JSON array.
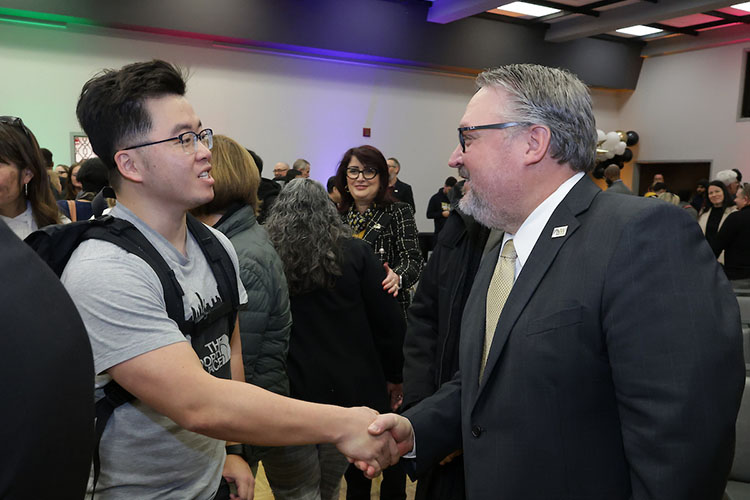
[[445, 176, 457, 188], [76, 60, 187, 187], [40, 148, 53, 168], [285, 169, 303, 182], [327, 176, 337, 193], [733, 168, 743, 183], [76, 157, 110, 194], [247, 149, 263, 174]]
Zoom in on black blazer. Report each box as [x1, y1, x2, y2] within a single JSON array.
[[353, 202, 423, 306], [713, 206, 750, 280], [391, 179, 415, 213], [286, 237, 405, 413], [404, 176, 744, 500], [403, 211, 488, 410]]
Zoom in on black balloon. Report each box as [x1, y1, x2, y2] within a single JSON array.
[[626, 130, 639, 146], [622, 148, 633, 162], [593, 164, 605, 179]]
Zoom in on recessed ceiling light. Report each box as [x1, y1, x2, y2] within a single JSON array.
[[731, 2, 750, 13], [497, 2, 560, 17], [616, 25, 663, 36]]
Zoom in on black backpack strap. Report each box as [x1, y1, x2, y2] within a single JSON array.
[[79, 218, 188, 498], [92, 381, 135, 496], [186, 213, 240, 324]]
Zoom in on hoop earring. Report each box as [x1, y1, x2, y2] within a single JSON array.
[[24, 183, 28, 197]]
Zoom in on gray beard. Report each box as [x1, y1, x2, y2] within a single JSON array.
[[459, 188, 506, 231]]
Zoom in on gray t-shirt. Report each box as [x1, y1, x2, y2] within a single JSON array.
[[61, 204, 248, 500]]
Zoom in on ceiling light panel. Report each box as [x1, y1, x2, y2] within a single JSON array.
[[497, 2, 560, 17], [616, 25, 663, 36], [731, 2, 750, 13]]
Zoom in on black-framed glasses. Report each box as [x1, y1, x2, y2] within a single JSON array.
[[457, 122, 522, 153], [346, 167, 378, 180], [0, 115, 34, 143], [121, 128, 213, 155]]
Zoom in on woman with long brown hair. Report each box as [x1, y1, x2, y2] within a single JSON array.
[[0, 116, 60, 239]]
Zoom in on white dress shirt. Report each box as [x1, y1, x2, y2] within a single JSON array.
[[500, 172, 584, 276]]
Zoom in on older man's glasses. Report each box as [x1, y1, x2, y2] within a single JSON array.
[[457, 122, 522, 153], [346, 167, 378, 180], [122, 128, 213, 155]]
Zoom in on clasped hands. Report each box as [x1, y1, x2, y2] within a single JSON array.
[[335, 407, 414, 479]]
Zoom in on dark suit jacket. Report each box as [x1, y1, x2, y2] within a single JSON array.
[[391, 179, 415, 213], [404, 176, 744, 500], [713, 206, 750, 281], [287, 237, 405, 414], [605, 179, 634, 195]]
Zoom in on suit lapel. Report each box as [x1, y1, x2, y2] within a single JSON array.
[[474, 176, 600, 399]]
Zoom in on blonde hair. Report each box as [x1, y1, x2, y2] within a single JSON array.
[[192, 135, 259, 216]]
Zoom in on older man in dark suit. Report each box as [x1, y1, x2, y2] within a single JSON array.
[[363, 64, 744, 500]]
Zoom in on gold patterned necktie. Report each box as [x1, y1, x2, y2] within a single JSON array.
[[481, 239, 517, 380]]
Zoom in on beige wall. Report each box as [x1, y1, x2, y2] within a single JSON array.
[[1, 21, 642, 230], [620, 42, 750, 182]]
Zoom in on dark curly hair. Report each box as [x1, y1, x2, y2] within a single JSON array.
[[265, 178, 351, 296]]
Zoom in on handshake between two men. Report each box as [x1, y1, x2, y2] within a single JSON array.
[[339, 409, 415, 479]]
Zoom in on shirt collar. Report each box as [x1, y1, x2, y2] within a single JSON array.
[[502, 172, 584, 276]]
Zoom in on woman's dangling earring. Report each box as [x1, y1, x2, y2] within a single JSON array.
[[24, 183, 28, 197]]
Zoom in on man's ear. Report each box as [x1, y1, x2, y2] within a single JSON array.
[[113, 150, 143, 183], [523, 124, 551, 165]]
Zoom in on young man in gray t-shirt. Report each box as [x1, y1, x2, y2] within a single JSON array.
[[70, 60, 400, 499]]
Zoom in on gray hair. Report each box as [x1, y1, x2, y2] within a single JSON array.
[[715, 169, 738, 186], [265, 178, 351, 296], [476, 64, 597, 173], [292, 158, 310, 172]]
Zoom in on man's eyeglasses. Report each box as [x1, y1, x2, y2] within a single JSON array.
[[346, 167, 378, 180], [457, 122, 522, 153], [0, 115, 34, 143], [122, 128, 213, 155]]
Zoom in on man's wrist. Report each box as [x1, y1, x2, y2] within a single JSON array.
[[226, 444, 244, 456]]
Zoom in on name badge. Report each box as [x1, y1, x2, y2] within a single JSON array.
[[551, 226, 568, 238]]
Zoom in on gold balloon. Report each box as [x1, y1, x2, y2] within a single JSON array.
[[617, 130, 627, 142]]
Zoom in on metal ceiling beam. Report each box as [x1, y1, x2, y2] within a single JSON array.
[[583, 0, 631, 9], [642, 19, 750, 56], [704, 9, 750, 23], [647, 22, 699, 35], [545, 0, 734, 42]]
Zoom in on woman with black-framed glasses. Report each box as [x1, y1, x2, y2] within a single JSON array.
[[334, 144, 422, 500], [0, 116, 61, 239]]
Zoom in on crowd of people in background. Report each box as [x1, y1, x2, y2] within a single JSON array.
[[600, 165, 750, 283], [0, 59, 746, 500]]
